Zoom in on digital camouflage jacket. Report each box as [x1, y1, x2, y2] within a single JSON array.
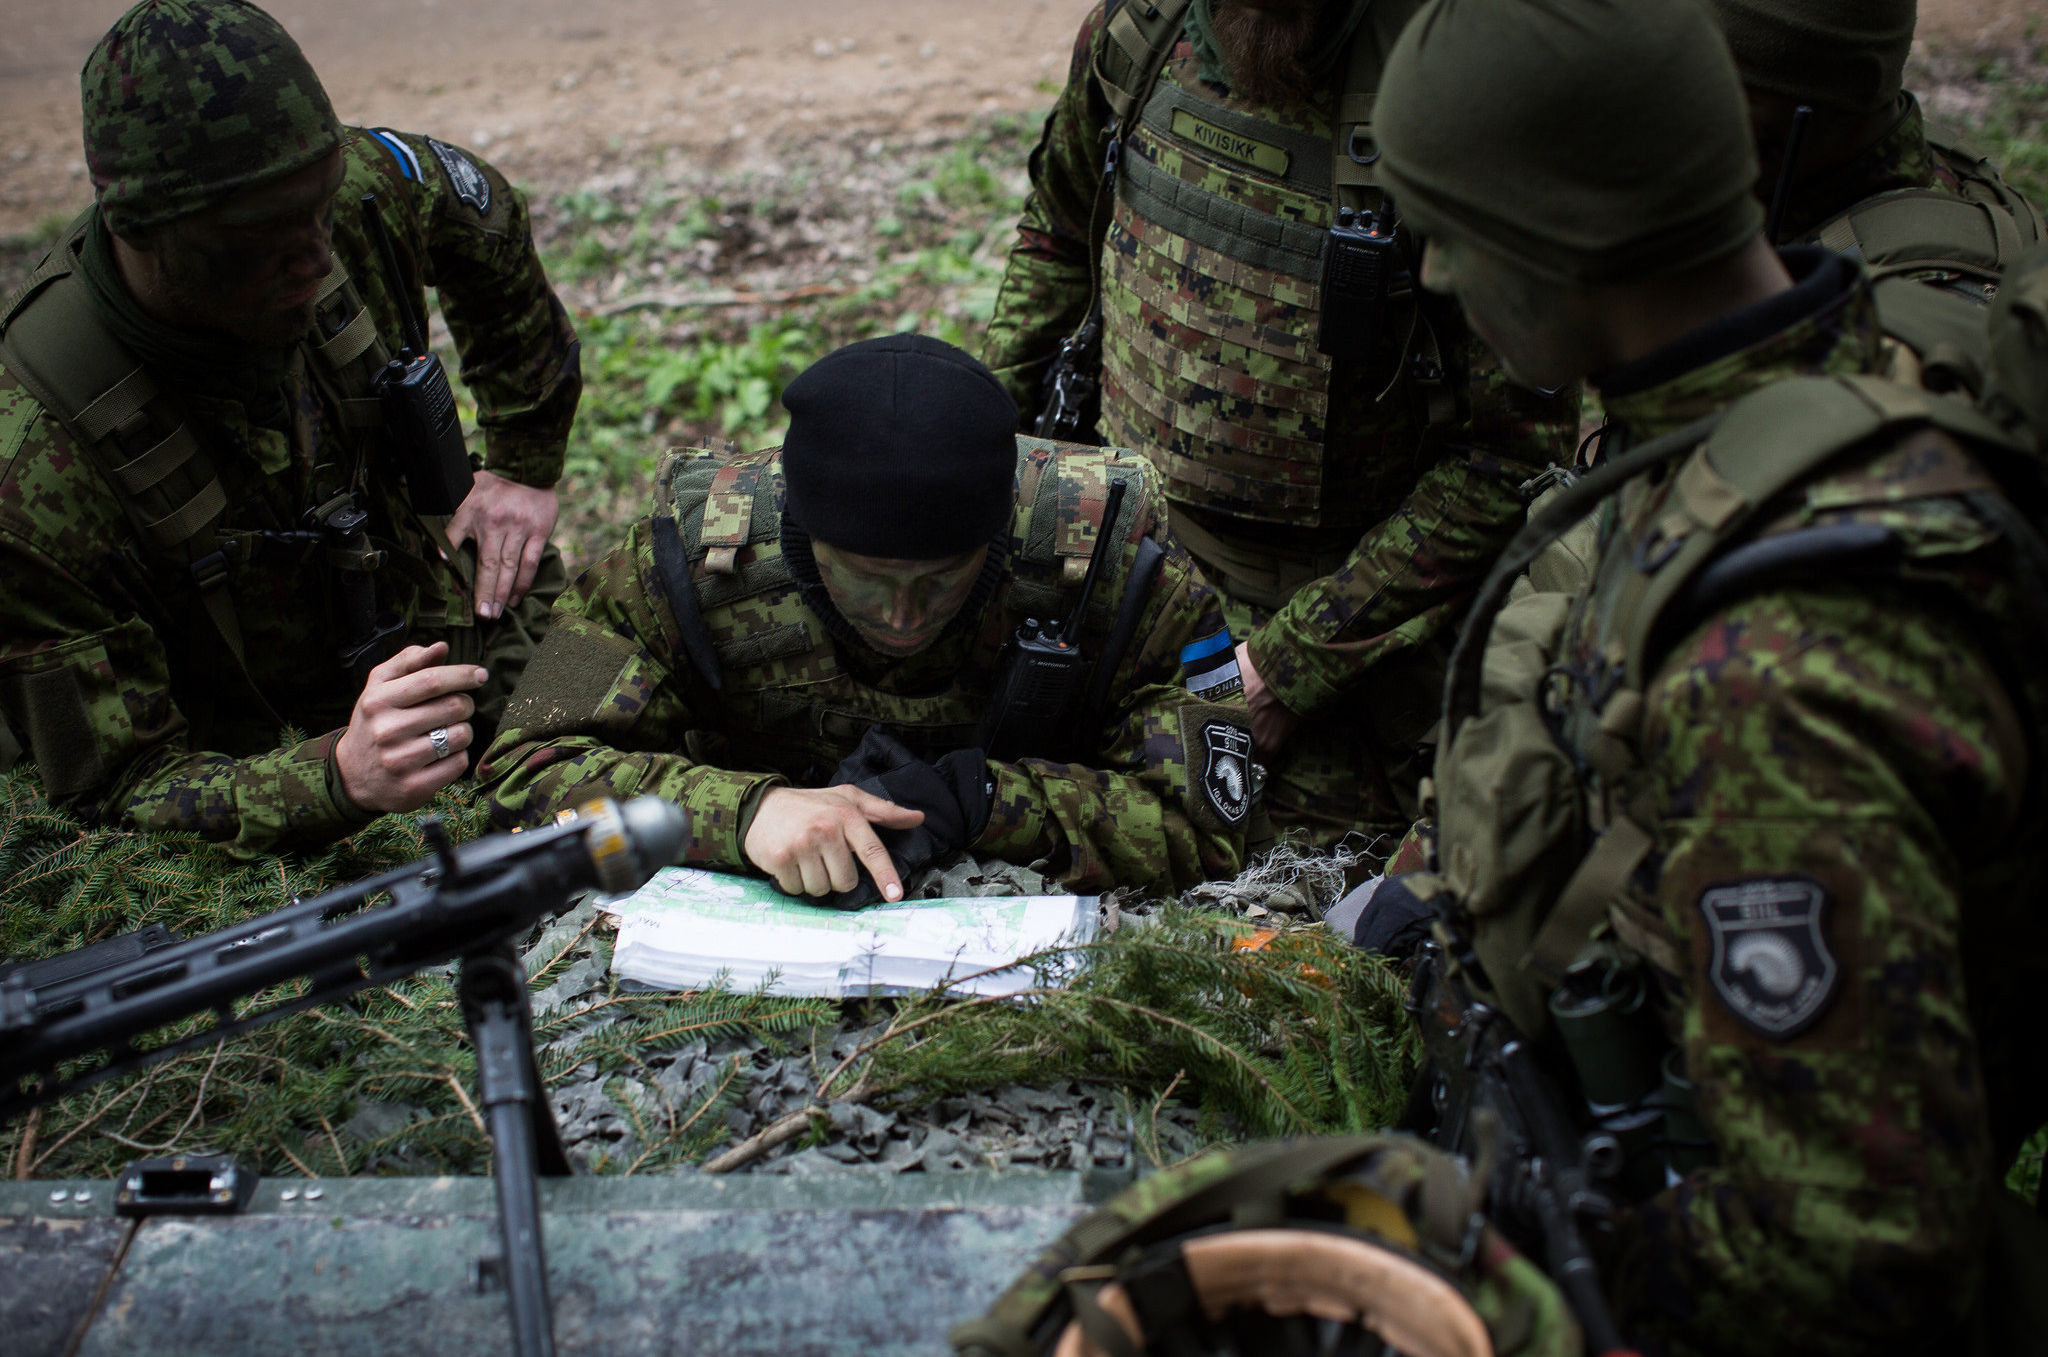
[[1426, 250, 2048, 1354], [479, 439, 1250, 896], [984, 3, 1573, 845], [0, 126, 579, 857]]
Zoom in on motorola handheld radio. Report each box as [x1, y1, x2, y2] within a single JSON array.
[[978, 478, 1129, 761], [361, 194, 476, 516]]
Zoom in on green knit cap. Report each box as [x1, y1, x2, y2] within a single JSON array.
[[1374, 0, 1762, 286], [1709, 0, 1916, 114], [82, 0, 342, 237]]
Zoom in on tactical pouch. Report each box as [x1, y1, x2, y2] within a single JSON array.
[[1432, 590, 1585, 1038]]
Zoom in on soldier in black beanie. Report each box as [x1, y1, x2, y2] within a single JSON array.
[[484, 335, 1254, 907]]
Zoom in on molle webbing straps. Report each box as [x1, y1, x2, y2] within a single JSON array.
[[1094, 0, 1196, 129]]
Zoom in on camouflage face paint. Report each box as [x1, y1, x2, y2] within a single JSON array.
[[810, 542, 990, 656], [146, 150, 345, 346]]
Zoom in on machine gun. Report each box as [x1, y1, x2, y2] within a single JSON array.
[[0, 796, 687, 1357], [1403, 928, 1642, 1357], [978, 477, 1127, 761]]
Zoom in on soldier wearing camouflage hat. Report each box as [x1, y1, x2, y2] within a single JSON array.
[[982, 0, 1577, 853], [0, 0, 581, 855], [481, 335, 1252, 900], [1339, 0, 2048, 1350], [1709, 0, 2041, 306]]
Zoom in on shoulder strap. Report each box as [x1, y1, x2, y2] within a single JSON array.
[[1614, 373, 2022, 682], [1926, 123, 2047, 251], [1815, 188, 2025, 284], [1093, 0, 1195, 129], [0, 220, 288, 726]]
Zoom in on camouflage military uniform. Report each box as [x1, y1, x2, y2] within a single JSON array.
[[1422, 248, 2048, 1354], [480, 440, 1248, 896], [1776, 92, 2043, 300], [984, 3, 1576, 848], [0, 126, 580, 856]]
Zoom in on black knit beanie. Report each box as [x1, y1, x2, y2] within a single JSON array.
[[780, 335, 1019, 559]]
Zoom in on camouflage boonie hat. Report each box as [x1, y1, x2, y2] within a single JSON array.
[[82, 0, 343, 236]]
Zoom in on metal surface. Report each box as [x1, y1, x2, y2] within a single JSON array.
[[0, 1171, 1100, 1355]]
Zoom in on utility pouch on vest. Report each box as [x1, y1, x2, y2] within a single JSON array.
[[363, 193, 474, 515], [980, 478, 1129, 760], [1316, 206, 1397, 361]]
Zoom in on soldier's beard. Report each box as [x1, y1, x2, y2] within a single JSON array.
[[1212, 0, 1329, 105]]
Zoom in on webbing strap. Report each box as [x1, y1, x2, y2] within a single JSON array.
[[1329, 14, 1387, 215], [107, 424, 198, 496], [649, 513, 724, 692], [139, 479, 228, 551], [1526, 814, 1655, 983], [1443, 409, 1729, 742], [75, 367, 155, 441], [1096, 0, 1194, 126], [314, 303, 381, 369]]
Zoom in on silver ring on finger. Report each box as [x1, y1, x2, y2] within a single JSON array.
[[428, 726, 454, 761]]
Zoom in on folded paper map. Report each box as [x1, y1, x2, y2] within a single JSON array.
[[606, 867, 1098, 997]]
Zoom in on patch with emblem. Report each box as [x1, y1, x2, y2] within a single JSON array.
[[1193, 717, 1253, 828], [427, 137, 491, 213], [1698, 877, 1839, 1040]]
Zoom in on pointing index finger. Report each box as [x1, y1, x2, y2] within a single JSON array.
[[843, 815, 904, 903]]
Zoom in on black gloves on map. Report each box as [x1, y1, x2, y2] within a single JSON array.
[[823, 727, 993, 909]]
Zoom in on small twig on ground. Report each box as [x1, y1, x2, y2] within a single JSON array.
[[595, 283, 847, 317], [276, 1141, 318, 1178], [446, 1074, 486, 1136], [702, 1078, 870, 1175], [1143, 1069, 1186, 1167], [319, 1113, 350, 1175], [12, 1108, 39, 1181]]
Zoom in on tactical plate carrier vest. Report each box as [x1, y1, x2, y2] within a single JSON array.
[[647, 437, 1166, 783], [1091, 0, 1444, 529]]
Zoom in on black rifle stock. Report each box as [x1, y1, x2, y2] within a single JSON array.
[[978, 477, 1127, 761], [1405, 934, 1642, 1357], [0, 795, 688, 1357]]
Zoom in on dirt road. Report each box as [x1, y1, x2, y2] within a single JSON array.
[[0, 0, 1077, 235], [0, 0, 2036, 237]]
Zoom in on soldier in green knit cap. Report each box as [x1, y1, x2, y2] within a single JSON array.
[[1709, 0, 2041, 299], [1342, 0, 2048, 1350], [0, 0, 581, 855]]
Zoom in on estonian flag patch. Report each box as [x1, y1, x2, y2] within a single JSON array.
[[1179, 630, 1240, 699]]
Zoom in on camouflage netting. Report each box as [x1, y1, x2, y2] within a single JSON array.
[[0, 768, 1415, 1181]]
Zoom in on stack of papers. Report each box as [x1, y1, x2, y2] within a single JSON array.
[[606, 867, 1098, 997]]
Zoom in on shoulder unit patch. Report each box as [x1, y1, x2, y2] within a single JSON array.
[[1697, 877, 1840, 1040], [1180, 703, 1253, 831], [427, 137, 491, 214]]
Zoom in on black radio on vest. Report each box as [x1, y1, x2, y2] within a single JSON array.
[[1316, 205, 1398, 360], [362, 194, 475, 516], [979, 478, 1128, 760]]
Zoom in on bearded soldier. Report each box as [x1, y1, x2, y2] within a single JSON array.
[[1710, 0, 2041, 296], [481, 336, 1250, 902], [1342, 0, 2048, 1351], [0, 0, 580, 856], [983, 0, 1576, 850]]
